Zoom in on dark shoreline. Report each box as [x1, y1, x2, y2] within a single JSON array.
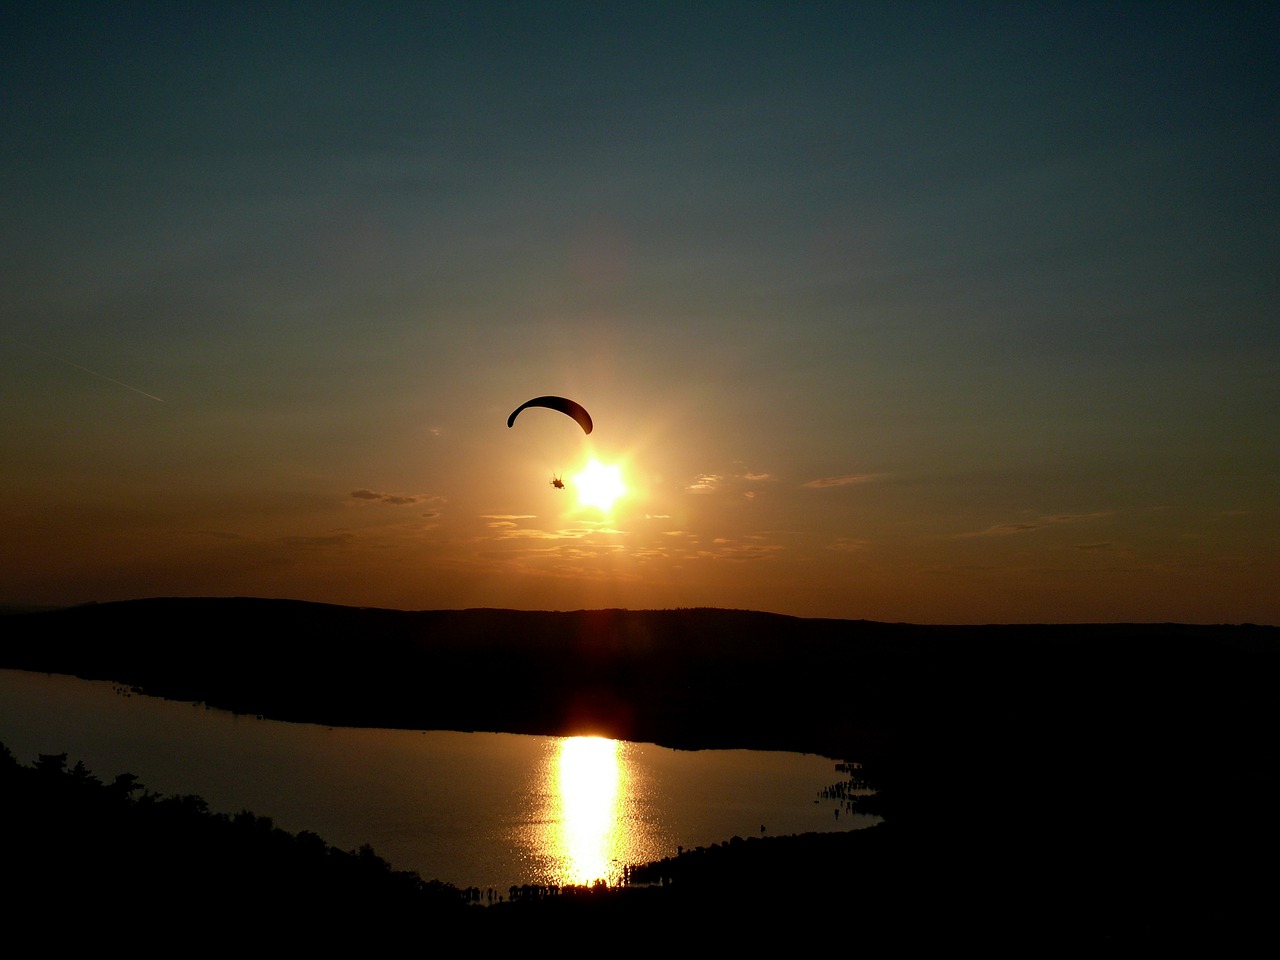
[[4, 598, 1276, 946]]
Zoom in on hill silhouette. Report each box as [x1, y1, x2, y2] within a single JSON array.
[[6, 598, 1274, 754]]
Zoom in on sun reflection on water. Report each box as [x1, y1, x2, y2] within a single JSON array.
[[552, 736, 625, 886]]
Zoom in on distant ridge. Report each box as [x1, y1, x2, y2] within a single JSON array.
[[3, 596, 1275, 759]]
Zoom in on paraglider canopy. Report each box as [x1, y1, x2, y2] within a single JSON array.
[[506, 396, 593, 435]]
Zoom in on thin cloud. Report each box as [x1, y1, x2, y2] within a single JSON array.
[[802, 474, 871, 489], [481, 514, 534, 531], [969, 523, 1041, 537], [351, 489, 436, 506], [707, 541, 784, 561], [280, 533, 355, 548], [958, 511, 1112, 538], [673, 534, 785, 562], [497, 527, 591, 541], [688, 468, 775, 497], [826, 537, 868, 552], [479, 515, 600, 541]]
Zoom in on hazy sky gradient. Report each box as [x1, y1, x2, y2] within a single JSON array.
[[3, 2, 1276, 622]]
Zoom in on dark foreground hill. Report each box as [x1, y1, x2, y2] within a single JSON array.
[[3, 598, 1277, 946]]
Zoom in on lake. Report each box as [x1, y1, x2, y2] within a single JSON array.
[[0, 669, 874, 892]]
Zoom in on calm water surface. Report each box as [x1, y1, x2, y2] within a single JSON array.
[[0, 669, 873, 891]]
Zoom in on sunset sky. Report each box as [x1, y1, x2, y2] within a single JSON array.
[[2, 3, 1276, 623]]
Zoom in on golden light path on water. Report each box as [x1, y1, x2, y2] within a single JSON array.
[[519, 734, 866, 891], [550, 736, 625, 887]]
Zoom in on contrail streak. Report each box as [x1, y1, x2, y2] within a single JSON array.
[[3, 334, 166, 402], [51, 355, 167, 402]]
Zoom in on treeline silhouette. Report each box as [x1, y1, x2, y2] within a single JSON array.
[[1, 743, 471, 944]]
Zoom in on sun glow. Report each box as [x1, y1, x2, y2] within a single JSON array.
[[572, 459, 626, 512]]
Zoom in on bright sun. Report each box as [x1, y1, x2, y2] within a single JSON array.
[[572, 459, 626, 512]]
